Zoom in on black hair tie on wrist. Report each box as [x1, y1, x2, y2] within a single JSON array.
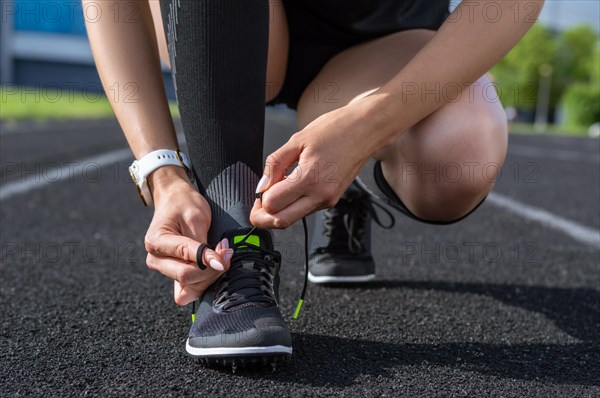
[[196, 243, 209, 270]]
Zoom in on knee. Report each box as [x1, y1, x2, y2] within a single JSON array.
[[407, 109, 508, 222], [410, 178, 490, 223]]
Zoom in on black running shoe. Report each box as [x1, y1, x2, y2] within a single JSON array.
[[186, 227, 292, 369], [308, 181, 394, 284]]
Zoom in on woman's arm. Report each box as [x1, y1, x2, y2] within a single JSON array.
[[83, 0, 184, 190], [84, 0, 232, 304], [251, 0, 544, 228], [364, 0, 545, 146]]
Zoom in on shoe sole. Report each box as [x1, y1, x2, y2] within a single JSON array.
[[186, 340, 292, 370], [307, 272, 375, 284], [186, 340, 292, 357], [194, 353, 291, 371]]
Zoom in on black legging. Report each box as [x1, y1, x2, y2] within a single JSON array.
[[160, 0, 269, 244]]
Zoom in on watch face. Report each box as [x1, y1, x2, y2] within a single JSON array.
[[129, 164, 139, 183], [138, 186, 148, 206], [176, 150, 184, 166], [176, 150, 190, 171], [129, 165, 148, 206], [129, 171, 137, 186], [176, 151, 194, 182], [133, 181, 148, 206]]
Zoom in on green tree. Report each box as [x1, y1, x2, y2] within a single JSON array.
[[492, 24, 556, 110], [492, 23, 599, 128], [555, 25, 598, 83], [553, 25, 599, 121], [562, 43, 600, 128]]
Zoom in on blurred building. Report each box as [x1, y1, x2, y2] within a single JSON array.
[[0, 0, 174, 96], [0, 0, 598, 93]]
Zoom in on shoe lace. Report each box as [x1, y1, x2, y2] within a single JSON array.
[[320, 189, 395, 254], [188, 167, 310, 320], [212, 237, 279, 311], [190, 217, 310, 320], [189, 181, 391, 322]]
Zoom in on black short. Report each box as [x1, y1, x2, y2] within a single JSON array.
[[356, 160, 487, 225], [268, 0, 451, 109], [268, 1, 485, 224]]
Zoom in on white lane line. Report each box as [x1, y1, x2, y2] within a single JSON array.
[[0, 131, 185, 202], [488, 192, 600, 248], [0, 148, 131, 201], [2, 144, 599, 250], [0, 120, 120, 136], [509, 144, 600, 163]]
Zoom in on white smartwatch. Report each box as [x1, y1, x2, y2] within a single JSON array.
[[128, 149, 193, 206]]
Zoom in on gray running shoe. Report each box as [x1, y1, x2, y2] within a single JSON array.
[[186, 227, 292, 369], [308, 181, 394, 284]]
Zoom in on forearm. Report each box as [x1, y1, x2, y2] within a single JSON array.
[[84, 0, 178, 161], [362, 0, 544, 145]]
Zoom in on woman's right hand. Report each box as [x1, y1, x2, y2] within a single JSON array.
[[143, 166, 233, 306], [83, 0, 231, 303]]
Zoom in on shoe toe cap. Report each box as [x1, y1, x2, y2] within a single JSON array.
[[188, 308, 291, 349], [309, 253, 375, 277]]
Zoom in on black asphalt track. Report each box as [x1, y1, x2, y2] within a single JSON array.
[[1, 111, 599, 396]]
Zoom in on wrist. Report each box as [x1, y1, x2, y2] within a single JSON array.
[[148, 165, 193, 202], [129, 149, 194, 206], [352, 93, 401, 152]]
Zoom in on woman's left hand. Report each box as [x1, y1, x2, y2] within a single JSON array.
[[250, 97, 395, 229]]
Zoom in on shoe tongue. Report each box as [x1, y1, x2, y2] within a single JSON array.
[[221, 227, 272, 251], [218, 228, 275, 309]]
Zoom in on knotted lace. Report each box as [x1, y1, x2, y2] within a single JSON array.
[[318, 189, 395, 255], [190, 183, 393, 321]]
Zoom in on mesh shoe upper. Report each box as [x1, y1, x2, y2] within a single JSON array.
[[316, 184, 375, 255], [310, 181, 394, 278], [188, 228, 291, 349]]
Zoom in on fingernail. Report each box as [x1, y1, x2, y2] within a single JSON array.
[[209, 258, 224, 272], [224, 249, 233, 263], [256, 175, 269, 193], [221, 238, 229, 250]]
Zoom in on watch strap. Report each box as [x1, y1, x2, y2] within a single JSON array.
[[129, 149, 193, 206]]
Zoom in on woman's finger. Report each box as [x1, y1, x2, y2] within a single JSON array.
[[174, 278, 220, 306], [260, 139, 303, 192], [202, 239, 233, 271], [146, 232, 230, 272], [145, 233, 201, 262], [146, 252, 219, 284], [259, 165, 307, 214], [174, 281, 201, 306], [251, 195, 318, 229]]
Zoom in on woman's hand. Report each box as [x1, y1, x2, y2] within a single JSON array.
[[143, 166, 233, 305], [250, 96, 396, 229]]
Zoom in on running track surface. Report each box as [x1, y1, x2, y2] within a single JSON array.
[[1, 109, 599, 397]]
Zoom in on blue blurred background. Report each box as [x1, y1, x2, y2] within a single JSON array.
[[0, 0, 175, 99], [0, 0, 599, 134]]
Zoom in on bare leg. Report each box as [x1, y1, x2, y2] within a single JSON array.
[[296, 29, 508, 222]]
